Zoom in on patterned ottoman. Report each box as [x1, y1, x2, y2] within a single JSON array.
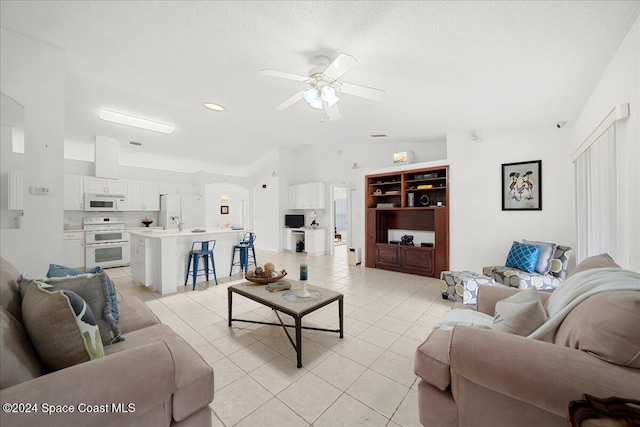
[[440, 271, 497, 305]]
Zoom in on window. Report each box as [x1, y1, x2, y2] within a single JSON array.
[[574, 125, 617, 262]]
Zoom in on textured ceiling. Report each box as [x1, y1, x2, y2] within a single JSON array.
[[1, 1, 638, 173]]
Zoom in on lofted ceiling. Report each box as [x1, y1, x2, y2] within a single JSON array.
[[1, 1, 639, 174]]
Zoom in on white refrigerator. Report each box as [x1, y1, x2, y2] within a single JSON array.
[[159, 194, 206, 230]]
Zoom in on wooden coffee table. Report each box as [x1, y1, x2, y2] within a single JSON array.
[[228, 280, 344, 368]]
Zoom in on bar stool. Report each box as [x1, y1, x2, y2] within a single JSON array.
[[185, 240, 218, 290], [229, 232, 257, 276]]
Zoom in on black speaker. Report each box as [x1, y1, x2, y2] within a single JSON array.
[[419, 194, 430, 206]]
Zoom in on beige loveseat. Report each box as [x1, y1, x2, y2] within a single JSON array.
[[415, 255, 640, 427], [0, 257, 214, 426]]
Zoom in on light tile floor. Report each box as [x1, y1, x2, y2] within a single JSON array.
[[106, 245, 452, 426]]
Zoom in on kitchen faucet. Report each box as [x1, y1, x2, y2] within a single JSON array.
[[172, 217, 184, 231]]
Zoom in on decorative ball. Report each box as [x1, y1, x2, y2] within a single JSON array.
[[263, 262, 275, 273], [254, 267, 264, 277]]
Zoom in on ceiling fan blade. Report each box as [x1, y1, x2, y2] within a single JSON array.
[[339, 82, 386, 101], [275, 90, 304, 111], [323, 53, 357, 80], [325, 103, 341, 121], [261, 69, 309, 82]]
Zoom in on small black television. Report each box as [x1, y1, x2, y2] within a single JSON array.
[[285, 214, 305, 228]]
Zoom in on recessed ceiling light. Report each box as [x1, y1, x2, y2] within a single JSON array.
[[99, 109, 175, 134], [204, 102, 225, 111]]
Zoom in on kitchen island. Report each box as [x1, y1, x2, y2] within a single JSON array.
[[130, 228, 246, 294]]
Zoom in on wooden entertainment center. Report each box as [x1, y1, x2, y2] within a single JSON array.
[[365, 165, 449, 277]]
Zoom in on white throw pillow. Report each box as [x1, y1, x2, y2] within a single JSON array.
[[492, 287, 548, 336]]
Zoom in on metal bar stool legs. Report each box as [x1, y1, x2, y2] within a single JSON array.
[[229, 232, 257, 276], [185, 240, 218, 290]]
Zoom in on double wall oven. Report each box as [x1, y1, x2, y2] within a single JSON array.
[[84, 216, 130, 268]]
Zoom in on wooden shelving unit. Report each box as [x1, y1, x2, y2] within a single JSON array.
[[365, 166, 449, 277]]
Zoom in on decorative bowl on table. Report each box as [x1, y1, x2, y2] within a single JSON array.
[[141, 219, 154, 227], [245, 269, 287, 284]]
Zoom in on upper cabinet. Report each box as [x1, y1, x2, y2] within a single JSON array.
[[84, 177, 128, 194], [8, 170, 24, 211], [288, 182, 326, 210], [128, 181, 160, 211], [158, 182, 197, 196], [64, 175, 85, 210]]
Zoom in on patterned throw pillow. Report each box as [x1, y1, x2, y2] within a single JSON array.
[[21, 284, 105, 371], [523, 239, 558, 275], [505, 241, 542, 274], [549, 246, 573, 280], [47, 264, 119, 324], [19, 272, 121, 344]]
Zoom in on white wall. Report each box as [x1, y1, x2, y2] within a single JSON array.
[[571, 17, 639, 271], [0, 28, 65, 275], [247, 148, 285, 252], [447, 129, 575, 273]]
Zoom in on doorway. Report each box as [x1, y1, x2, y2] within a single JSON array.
[[328, 182, 351, 256]]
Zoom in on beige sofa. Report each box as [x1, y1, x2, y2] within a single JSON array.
[[415, 257, 640, 427], [0, 257, 214, 426]]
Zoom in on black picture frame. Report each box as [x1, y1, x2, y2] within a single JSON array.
[[220, 205, 229, 214], [501, 160, 542, 211]]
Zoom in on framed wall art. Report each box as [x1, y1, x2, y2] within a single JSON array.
[[220, 205, 229, 214], [501, 160, 542, 211]]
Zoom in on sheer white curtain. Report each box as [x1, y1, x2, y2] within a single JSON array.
[[574, 125, 617, 263]]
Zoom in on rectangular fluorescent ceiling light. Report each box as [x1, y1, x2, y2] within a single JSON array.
[[99, 109, 175, 134]]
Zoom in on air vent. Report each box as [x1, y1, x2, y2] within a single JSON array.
[[129, 141, 142, 146], [370, 134, 387, 138]]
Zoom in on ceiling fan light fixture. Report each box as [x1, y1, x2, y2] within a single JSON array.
[[320, 86, 335, 101], [303, 88, 319, 104], [309, 98, 323, 110], [321, 86, 340, 107]]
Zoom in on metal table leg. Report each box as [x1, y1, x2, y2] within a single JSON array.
[[227, 288, 232, 327], [339, 295, 344, 338], [295, 316, 302, 368]]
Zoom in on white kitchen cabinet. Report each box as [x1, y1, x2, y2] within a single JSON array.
[[130, 235, 148, 285], [64, 175, 84, 210], [84, 177, 128, 194], [282, 227, 325, 255], [127, 181, 160, 211], [8, 170, 24, 211], [158, 182, 178, 195], [287, 186, 298, 209], [63, 231, 85, 268], [283, 229, 293, 251], [304, 228, 326, 256], [159, 182, 197, 196], [288, 182, 326, 210]]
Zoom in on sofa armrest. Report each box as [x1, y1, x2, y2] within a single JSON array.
[[476, 285, 551, 315], [449, 326, 640, 417], [1, 342, 176, 427]]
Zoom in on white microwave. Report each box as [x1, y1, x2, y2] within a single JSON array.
[[84, 194, 127, 212]]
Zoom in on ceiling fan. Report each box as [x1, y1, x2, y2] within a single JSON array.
[[261, 53, 385, 121]]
